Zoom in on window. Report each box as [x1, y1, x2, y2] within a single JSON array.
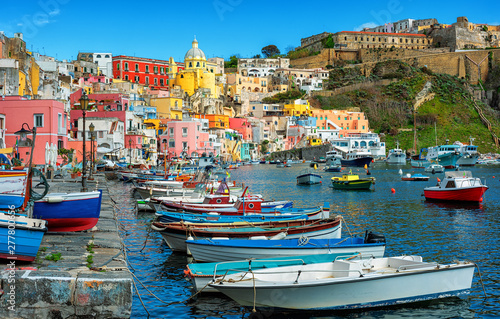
[[124, 63, 128, 71], [189, 62, 192, 68], [154, 78, 158, 85], [160, 79, 164, 86], [145, 65, 149, 73], [182, 142, 188, 149], [58, 114, 62, 130], [34, 114, 44, 127], [99, 131, 103, 138], [196, 62, 200, 67], [182, 127, 187, 137], [169, 139, 175, 147], [135, 64, 139, 72], [58, 140, 63, 149], [169, 128, 174, 136], [145, 76, 149, 85], [117, 64, 120, 70], [125, 75, 129, 81], [160, 67, 164, 74], [154, 66, 158, 74]]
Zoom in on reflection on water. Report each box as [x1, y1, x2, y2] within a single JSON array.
[[109, 163, 500, 318]]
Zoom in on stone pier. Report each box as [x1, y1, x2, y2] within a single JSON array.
[[0, 174, 133, 319]]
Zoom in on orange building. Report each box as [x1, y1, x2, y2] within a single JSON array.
[[311, 109, 369, 138], [194, 114, 229, 129]]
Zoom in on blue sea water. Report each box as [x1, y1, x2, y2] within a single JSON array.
[[109, 163, 500, 318]]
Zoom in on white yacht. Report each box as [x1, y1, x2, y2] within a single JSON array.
[[329, 132, 386, 160], [325, 150, 342, 166], [454, 138, 479, 167], [386, 141, 406, 164]]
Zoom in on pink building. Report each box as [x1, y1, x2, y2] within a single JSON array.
[[69, 91, 129, 138], [160, 120, 210, 158], [78, 75, 112, 86], [229, 118, 253, 141], [0, 96, 68, 165]]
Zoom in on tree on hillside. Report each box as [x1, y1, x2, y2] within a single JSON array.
[[262, 45, 280, 58], [224, 55, 239, 68]]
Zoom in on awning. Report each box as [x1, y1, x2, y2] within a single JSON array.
[[0, 147, 13, 154], [97, 147, 113, 154]]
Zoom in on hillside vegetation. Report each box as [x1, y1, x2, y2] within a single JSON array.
[[312, 61, 500, 154]]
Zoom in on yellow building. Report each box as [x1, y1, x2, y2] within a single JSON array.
[[168, 38, 220, 98], [150, 96, 183, 119], [284, 99, 312, 117], [18, 57, 40, 97]]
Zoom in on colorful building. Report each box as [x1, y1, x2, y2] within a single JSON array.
[[284, 99, 312, 117], [168, 38, 220, 98], [149, 96, 183, 120], [160, 119, 211, 158], [112, 55, 184, 91], [0, 96, 68, 165], [311, 109, 369, 138], [195, 114, 229, 129], [229, 118, 253, 141]]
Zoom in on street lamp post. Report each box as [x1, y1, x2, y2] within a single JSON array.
[[129, 138, 133, 167], [79, 91, 90, 192], [89, 123, 95, 180], [163, 140, 167, 173]]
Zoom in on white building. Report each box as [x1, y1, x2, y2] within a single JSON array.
[[93, 53, 113, 77], [238, 57, 290, 77]]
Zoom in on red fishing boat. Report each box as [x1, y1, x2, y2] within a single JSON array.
[[423, 171, 488, 202]]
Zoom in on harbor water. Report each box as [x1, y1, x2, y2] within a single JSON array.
[[109, 163, 500, 318]]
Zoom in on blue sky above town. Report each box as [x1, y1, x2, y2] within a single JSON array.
[[1, 0, 499, 62]]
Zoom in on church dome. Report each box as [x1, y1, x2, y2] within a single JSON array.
[[184, 38, 206, 61]]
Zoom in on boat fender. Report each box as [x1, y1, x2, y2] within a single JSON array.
[[46, 196, 64, 203], [250, 236, 268, 240], [269, 232, 287, 240], [186, 236, 194, 256]]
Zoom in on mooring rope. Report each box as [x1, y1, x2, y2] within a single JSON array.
[[474, 263, 488, 298]]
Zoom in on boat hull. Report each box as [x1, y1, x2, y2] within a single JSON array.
[[156, 220, 342, 252], [331, 179, 373, 190], [341, 157, 373, 168], [386, 153, 406, 164], [0, 214, 47, 261], [456, 153, 479, 166], [211, 262, 474, 310], [33, 191, 102, 232], [424, 186, 488, 202], [296, 174, 322, 185], [186, 238, 385, 263]]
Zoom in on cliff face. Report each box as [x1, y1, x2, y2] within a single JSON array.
[[312, 63, 500, 153]]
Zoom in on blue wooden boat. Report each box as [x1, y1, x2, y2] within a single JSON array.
[[186, 232, 386, 262], [186, 252, 358, 293], [0, 213, 47, 261], [0, 168, 48, 261], [33, 190, 102, 232], [154, 211, 310, 224]]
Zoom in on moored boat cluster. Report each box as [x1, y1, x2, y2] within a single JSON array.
[[116, 159, 481, 312]]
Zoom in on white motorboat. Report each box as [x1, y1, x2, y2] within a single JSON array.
[[386, 141, 406, 164], [424, 163, 444, 174], [454, 138, 479, 167], [210, 255, 475, 310]]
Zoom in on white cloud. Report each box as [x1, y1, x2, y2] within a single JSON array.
[[354, 22, 378, 31], [48, 9, 60, 16]]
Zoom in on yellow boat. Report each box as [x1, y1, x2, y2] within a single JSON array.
[[331, 172, 375, 190]]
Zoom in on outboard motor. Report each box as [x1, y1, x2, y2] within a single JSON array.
[[364, 230, 386, 244]]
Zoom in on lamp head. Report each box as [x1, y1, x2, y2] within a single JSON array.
[[15, 123, 32, 140], [89, 123, 95, 132]]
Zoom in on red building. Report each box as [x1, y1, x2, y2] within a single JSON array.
[[112, 56, 184, 90]]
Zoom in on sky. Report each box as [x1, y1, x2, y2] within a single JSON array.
[[1, 0, 499, 62]]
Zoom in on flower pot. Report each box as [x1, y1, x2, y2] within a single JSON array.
[[71, 173, 78, 179]]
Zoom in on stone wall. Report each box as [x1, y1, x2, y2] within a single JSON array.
[[358, 47, 451, 63], [270, 144, 332, 161], [290, 49, 336, 69]]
